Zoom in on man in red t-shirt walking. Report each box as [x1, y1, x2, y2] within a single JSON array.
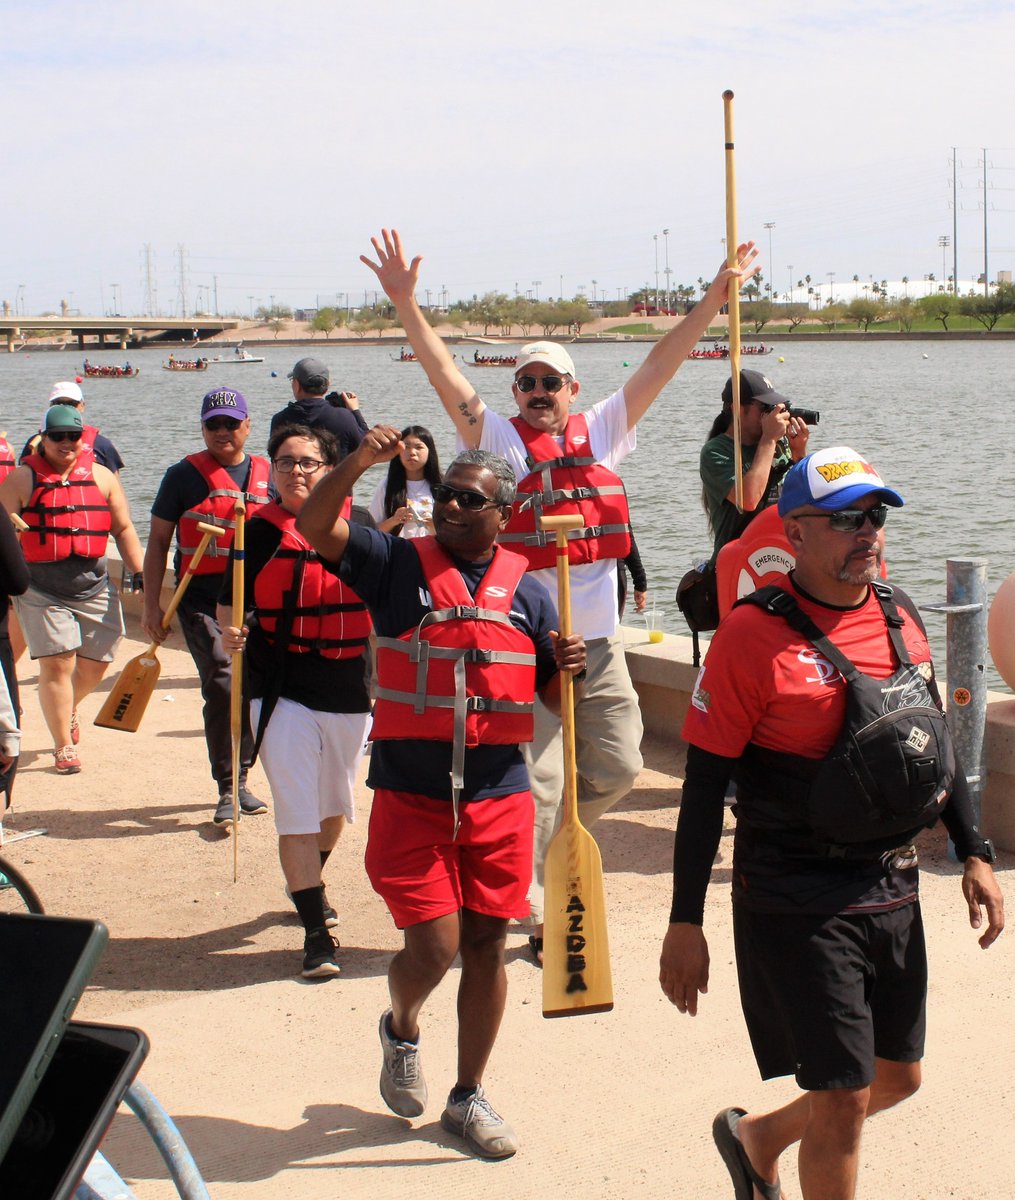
[[659, 445, 1004, 1200]]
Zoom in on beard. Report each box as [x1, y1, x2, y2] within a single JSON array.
[[837, 544, 882, 586]]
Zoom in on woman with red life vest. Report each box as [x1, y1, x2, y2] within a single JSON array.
[[218, 425, 373, 980], [296, 426, 586, 1161], [143, 387, 272, 824], [0, 405, 144, 773]]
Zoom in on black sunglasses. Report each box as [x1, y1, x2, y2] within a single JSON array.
[[432, 483, 501, 510], [204, 417, 243, 432], [46, 430, 82, 443], [514, 374, 567, 394], [795, 505, 889, 533]]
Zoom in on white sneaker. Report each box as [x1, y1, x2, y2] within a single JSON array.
[[441, 1086, 518, 1159], [378, 1009, 427, 1117]]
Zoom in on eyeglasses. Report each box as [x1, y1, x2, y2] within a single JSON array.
[[273, 457, 326, 475], [432, 483, 501, 510], [795, 506, 889, 533], [514, 374, 567, 394], [46, 431, 82, 443], [204, 417, 242, 432]]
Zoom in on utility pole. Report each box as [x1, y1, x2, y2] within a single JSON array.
[[787, 265, 794, 302], [653, 234, 659, 309], [982, 148, 989, 297], [939, 235, 950, 290], [213, 274, 219, 316], [142, 243, 158, 316], [532, 280, 541, 301], [764, 223, 776, 299], [176, 244, 189, 319], [951, 148, 959, 294]]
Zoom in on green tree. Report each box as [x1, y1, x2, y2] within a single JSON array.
[[532, 303, 563, 337], [844, 298, 881, 332], [960, 292, 1008, 332], [782, 303, 809, 331], [743, 299, 774, 333], [817, 302, 844, 332], [890, 297, 916, 333], [917, 293, 956, 331], [310, 307, 340, 338]]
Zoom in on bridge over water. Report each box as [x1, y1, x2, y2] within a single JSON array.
[[0, 315, 240, 352]]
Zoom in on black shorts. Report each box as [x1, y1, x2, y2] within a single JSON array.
[[733, 902, 927, 1091]]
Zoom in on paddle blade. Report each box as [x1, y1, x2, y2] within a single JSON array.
[[93, 650, 162, 733], [542, 820, 613, 1018]]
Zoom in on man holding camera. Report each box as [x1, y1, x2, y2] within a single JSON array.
[[269, 357, 367, 460], [700, 369, 812, 560]]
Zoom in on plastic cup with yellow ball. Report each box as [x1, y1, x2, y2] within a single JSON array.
[[644, 602, 664, 644]]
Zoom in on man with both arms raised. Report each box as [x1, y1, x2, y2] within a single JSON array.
[[660, 445, 1004, 1200], [361, 227, 760, 959]]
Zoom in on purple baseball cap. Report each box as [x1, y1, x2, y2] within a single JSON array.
[[201, 387, 248, 421]]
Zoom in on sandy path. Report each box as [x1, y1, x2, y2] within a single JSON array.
[[3, 617, 1012, 1199]]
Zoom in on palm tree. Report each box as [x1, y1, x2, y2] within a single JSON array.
[[853, 273, 860, 298]]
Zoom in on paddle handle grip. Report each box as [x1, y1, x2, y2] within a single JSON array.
[[540, 514, 581, 821], [9, 512, 28, 532]]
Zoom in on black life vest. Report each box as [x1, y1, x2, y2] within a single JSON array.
[[733, 582, 954, 852]]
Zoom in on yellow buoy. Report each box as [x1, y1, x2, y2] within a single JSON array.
[[988, 570, 1015, 690], [778, 356, 785, 362]]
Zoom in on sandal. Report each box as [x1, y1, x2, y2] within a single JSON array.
[[526, 935, 543, 968]]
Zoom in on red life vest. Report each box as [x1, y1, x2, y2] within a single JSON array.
[[0, 436, 15, 482], [177, 451, 271, 575], [77, 425, 101, 469], [372, 539, 537, 816], [251, 501, 371, 659], [499, 413, 631, 569], [19, 453, 111, 562]]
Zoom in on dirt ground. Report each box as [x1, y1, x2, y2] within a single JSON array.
[[3, 613, 1012, 1199]]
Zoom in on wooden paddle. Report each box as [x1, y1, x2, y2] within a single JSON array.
[[94, 522, 226, 732], [539, 513, 614, 1018], [723, 88, 745, 512], [228, 498, 246, 880]]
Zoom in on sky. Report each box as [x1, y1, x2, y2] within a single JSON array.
[[3, 1, 1015, 317]]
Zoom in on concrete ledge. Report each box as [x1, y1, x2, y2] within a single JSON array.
[[620, 626, 1015, 853]]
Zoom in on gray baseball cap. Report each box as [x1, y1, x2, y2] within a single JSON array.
[[288, 357, 330, 392]]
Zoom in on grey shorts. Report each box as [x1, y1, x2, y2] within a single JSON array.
[[14, 578, 125, 662]]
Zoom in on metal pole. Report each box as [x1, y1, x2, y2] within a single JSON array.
[[921, 557, 988, 827]]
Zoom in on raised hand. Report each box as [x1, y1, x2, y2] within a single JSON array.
[[360, 228, 422, 305]]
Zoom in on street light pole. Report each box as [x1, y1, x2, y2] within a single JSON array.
[[111, 283, 120, 315], [662, 227, 671, 311], [764, 222, 776, 299], [939, 235, 951, 291], [787, 265, 794, 303], [532, 280, 541, 301], [827, 271, 835, 303], [653, 234, 659, 309]]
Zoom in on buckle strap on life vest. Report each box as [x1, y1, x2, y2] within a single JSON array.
[[526, 453, 597, 474], [516, 482, 627, 511], [500, 521, 630, 547]]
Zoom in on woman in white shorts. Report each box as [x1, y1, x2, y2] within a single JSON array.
[[219, 423, 372, 980]]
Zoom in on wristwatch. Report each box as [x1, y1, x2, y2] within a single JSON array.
[[962, 837, 997, 864]]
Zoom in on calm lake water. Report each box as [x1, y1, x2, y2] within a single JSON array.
[[2, 338, 1012, 689]]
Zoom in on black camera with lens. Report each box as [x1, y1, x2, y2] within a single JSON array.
[[760, 399, 820, 426]]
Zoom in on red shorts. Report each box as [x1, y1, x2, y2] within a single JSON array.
[[365, 788, 534, 929]]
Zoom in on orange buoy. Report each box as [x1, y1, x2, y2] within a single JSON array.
[[988, 571, 1015, 691]]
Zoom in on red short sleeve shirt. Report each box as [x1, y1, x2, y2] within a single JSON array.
[[681, 582, 934, 761]]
